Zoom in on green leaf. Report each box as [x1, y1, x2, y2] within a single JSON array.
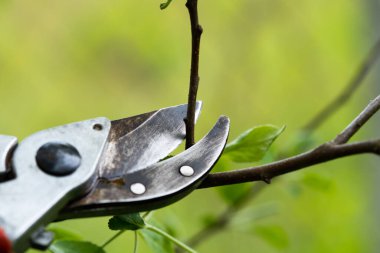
[[253, 225, 289, 250], [213, 157, 252, 203], [145, 222, 197, 253], [224, 125, 285, 163], [160, 0, 173, 10], [108, 213, 146, 231], [159, 155, 174, 162], [47, 225, 82, 241], [212, 156, 232, 173], [213, 125, 284, 203], [282, 131, 317, 156], [50, 240, 105, 253], [140, 224, 174, 253]]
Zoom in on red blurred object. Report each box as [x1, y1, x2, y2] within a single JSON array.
[[0, 228, 12, 253]]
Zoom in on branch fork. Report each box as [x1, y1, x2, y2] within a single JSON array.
[[200, 95, 380, 188]]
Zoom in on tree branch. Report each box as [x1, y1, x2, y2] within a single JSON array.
[[181, 35, 380, 250], [184, 96, 380, 250], [334, 95, 380, 144], [303, 38, 380, 132], [200, 139, 380, 188], [200, 94, 380, 188], [178, 29, 380, 253], [185, 0, 203, 149], [184, 183, 266, 249]]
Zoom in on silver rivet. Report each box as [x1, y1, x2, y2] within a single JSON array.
[[180, 165, 194, 177], [130, 183, 146, 195]]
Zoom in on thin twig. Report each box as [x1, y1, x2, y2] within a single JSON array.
[[133, 231, 138, 253], [185, 0, 203, 149], [146, 223, 198, 253], [184, 40, 380, 248], [334, 95, 380, 144], [101, 230, 125, 249], [200, 139, 380, 188], [303, 38, 380, 132], [199, 94, 380, 188], [185, 95, 380, 249]]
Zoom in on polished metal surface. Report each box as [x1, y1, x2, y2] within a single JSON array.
[[99, 102, 202, 179], [0, 118, 110, 253], [61, 116, 229, 218], [0, 135, 18, 180], [0, 102, 228, 253]]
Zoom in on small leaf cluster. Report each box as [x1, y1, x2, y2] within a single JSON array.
[[108, 213, 196, 253], [49, 226, 105, 253], [49, 213, 196, 253], [214, 125, 285, 203]]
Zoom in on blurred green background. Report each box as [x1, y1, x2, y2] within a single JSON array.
[[1, 0, 380, 252]]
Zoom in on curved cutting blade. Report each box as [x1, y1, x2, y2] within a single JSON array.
[[60, 116, 230, 219], [100, 102, 202, 179]]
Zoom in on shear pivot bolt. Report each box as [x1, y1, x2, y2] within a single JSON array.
[[180, 165, 194, 177], [130, 183, 146, 195], [36, 142, 81, 176]]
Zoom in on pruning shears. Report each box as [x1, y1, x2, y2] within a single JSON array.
[[0, 103, 230, 253]]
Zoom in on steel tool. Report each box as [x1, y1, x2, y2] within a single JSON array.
[[0, 102, 230, 253]]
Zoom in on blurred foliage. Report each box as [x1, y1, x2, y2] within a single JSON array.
[[108, 214, 146, 231], [1, 0, 379, 252], [253, 224, 289, 250], [214, 124, 284, 203], [223, 124, 285, 163], [107, 213, 190, 253], [50, 241, 105, 253]]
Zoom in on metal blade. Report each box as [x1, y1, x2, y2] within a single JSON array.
[[100, 102, 202, 179], [0, 135, 17, 181], [60, 116, 229, 219], [0, 117, 111, 252]]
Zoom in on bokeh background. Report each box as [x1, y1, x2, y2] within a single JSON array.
[[1, 0, 380, 252]]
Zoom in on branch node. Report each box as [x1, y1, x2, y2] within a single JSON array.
[[197, 25, 203, 34], [333, 95, 380, 144], [262, 176, 271, 184]]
